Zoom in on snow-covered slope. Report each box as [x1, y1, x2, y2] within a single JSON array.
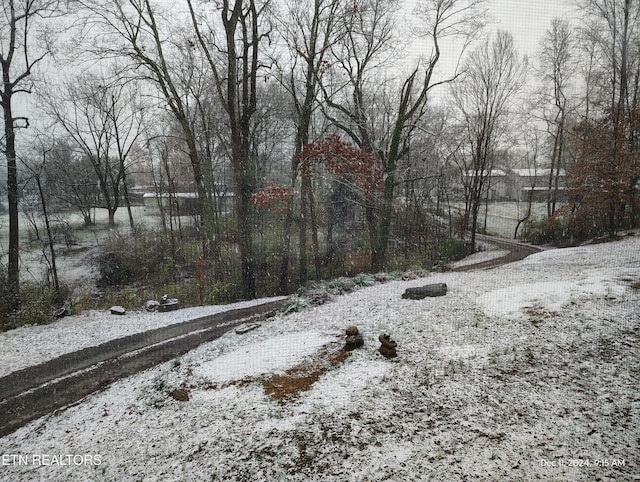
[[0, 297, 286, 377], [1, 236, 638, 481]]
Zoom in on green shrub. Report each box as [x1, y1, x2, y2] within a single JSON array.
[[101, 287, 142, 310], [97, 251, 139, 285], [325, 277, 356, 294], [96, 227, 177, 286], [282, 295, 310, 314], [12, 301, 54, 328], [519, 216, 578, 245], [436, 238, 474, 262], [206, 281, 241, 304], [353, 273, 375, 287], [0, 282, 70, 331]]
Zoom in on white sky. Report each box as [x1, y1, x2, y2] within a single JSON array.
[[486, 0, 578, 56], [397, 0, 580, 101]]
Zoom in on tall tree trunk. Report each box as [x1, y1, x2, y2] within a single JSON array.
[[298, 174, 311, 285], [308, 180, 321, 279], [278, 193, 295, 294], [35, 174, 60, 298], [3, 90, 19, 311], [121, 168, 135, 232], [183, 128, 213, 257], [232, 129, 256, 299]]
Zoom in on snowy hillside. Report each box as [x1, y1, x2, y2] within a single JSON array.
[[1, 236, 638, 481]]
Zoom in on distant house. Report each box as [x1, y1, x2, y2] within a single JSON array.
[[143, 189, 234, 216], [511, 168, 567, 202], [461, 167, 567, 202], [463, 169, 511, 200], [143, 192, 199, 216]]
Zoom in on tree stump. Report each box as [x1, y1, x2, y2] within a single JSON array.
[[401, 283, 447, 299]]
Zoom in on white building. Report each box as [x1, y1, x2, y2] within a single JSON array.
[[461, 167, 567, 202]]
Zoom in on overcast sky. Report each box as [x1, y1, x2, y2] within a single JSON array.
[[486, 0, 578, 56], [399, 0, 580, 88]]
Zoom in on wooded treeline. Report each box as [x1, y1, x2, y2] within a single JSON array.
[[1, 0, 639, 316]]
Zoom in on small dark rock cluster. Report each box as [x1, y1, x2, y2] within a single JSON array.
[[344, 326, 364, 351], [343, 326, 399, 358], [235, 323, 261, 335], [159, 294, 180, 312], [378, 334, 398, 358], [146, 295, 180, 312], [53, 307, 68, 319]]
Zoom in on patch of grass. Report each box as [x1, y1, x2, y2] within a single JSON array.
[[0, 281, 71, 331], [325, 277, 356, 294], [353, 273, 375, 287], [282, 295, 310, 314]]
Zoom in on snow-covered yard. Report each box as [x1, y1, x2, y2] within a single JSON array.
[[1, 236, 638, 481]]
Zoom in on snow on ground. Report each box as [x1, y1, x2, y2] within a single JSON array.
[[0, 297, 286, 377], [193, 332, 337, 384], [1, 236, 639, 481]]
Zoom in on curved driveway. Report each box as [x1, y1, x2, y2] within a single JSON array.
[[0, 235, 542, 437]]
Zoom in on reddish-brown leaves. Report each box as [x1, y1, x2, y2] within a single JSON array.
[[296, 134, 384, 195], [251, 183, 294, 214], [252, 135, 383, 214], [556, 104, 639, 236]]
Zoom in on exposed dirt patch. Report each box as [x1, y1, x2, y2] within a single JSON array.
[[263, 343, 348, 403], [200, 341, 349, 402], [523, 303, 559, 326]]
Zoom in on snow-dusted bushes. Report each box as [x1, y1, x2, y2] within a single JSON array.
[[96, 226, 182, 286], [0, 282, 70, 331], [520, 215, 575, 245], [283, 271, 399, 315]]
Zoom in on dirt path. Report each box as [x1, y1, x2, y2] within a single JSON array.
[[0, 300, 284, 437], [452, 234, 544, 271]]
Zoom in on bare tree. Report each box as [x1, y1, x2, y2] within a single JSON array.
[[273, 0, 343, 288], [20, 142, 61, 298], [186, 0, 273, 299], [513, 121, 543, 239], [575, 20, 603, 122], [322, 0, 486, 270], [44, 74, 143, 227], [43, 141, 97, 226], [452, 30, 527, 249], [77, 0, 219, 252], [1, 0, 59, 311], [538, 18, 576, 217]]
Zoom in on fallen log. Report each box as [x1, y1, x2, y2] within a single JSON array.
[[401, 283, 447, 299]]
